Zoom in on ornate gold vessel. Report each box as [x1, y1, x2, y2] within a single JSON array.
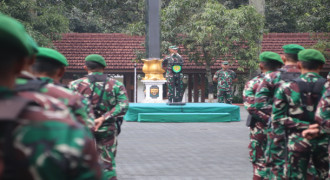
[[142, 58, 166, 80]]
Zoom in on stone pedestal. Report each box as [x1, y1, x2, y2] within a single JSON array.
[[142, 80, 167, 103]]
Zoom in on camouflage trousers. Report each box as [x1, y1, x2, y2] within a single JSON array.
[[264, 127, 286, 179], [95, 122, 117, 180], [217, 89, 232, 104], [285, 132, 329, 179], [265, 128, 320, 179], [249, 122, 268, 180], [167, 75, 184, 102], [328, 145, 330, 179]]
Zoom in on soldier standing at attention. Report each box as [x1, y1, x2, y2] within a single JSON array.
[[254, 44, 304, 179], [31, 47, 96, 130], [243, 52, 284, 179], [0, 14, 104, 180], [302, 72, 330, 178], [163, 45, 184, 102], [213, 61, 238, 104], [272, 49, 328, 179], [69, 54, 129, 180]]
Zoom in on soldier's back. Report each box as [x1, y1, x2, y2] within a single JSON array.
[[0, 93, 104, 180], [16, 73, 95, 130], [41, 82, 95, 130]]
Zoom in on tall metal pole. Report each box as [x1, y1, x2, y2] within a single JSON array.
[[134, 63, 137, 103], [146, 0, 161, 59]]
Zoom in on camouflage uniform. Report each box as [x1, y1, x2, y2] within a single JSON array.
[[38, 76, 95, 130], [16, 72, 70, 112], [243, 72, 273, 179], [16, 72, 95, 130], [272, 72, 329, 179], [314, 73, 330, 178], [213, 69, 237, 104], [0, 86, 105, 180], [0, 13, 104, 179], [254, 65, 300, 179], [163, 53, 184, 102], [69, 72, 129, 180]]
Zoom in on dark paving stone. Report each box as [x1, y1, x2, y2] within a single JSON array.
[[116, 105, 252, 180]]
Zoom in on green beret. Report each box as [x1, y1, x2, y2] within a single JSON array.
[[169, 45, 178, 50], [85, 54, 106, 67], [222, 61, 229, 65], [282, 44, 305, 54], [259, 51, 284, 64], [37, 47, 68, 66], [298, 49, 325, 64], [0, 14, 33, 56], [26, 34, 39, 55]]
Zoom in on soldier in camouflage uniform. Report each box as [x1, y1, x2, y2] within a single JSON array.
[[213, 61, 237, 104], [272, 49, 328, 179], [0, 14, 105, 180], [243, 52, 284, 179], [302, 72, 330, 178], [31, 47, 95, 130], [163, 45, 184, 102], [69, 54, 129, 180], [254, 44, 305, 179]]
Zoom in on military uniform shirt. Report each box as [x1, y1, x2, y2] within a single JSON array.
[[69, 72, 129, 125], [243, 72, 271, 123], [254, 65, 300, 122], [0, 86, 105, 180], [272, 72, 326, 130], [16, 72, 95, 130], [163, 53, 184, 78], [315, 76, 330, 134], [213, 69, 237, 91], [39, 76, 95, 130]]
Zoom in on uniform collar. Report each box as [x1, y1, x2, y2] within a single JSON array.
[[18, 71, 38, 80], [265, 71, 273, 74], [39, 77, 54, 84], [89, 72, 103, 75], [301, 72, 321, 78], [283, 64, 299, 69]]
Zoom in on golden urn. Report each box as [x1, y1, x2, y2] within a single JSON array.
[[142, 58, 166, 80]]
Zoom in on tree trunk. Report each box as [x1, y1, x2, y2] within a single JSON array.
[[205, 63, 214, 102]]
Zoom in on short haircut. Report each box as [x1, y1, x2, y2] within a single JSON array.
[[300, 61, 324, 70], [85, 61, 104, 71], [260, 60, 283, 71], [284, 53, 298, 62], [32, 58, 64, 76]]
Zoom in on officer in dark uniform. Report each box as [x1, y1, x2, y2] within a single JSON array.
[[163, 45, 184, 102]]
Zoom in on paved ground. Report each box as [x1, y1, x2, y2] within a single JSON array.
[[116, 105, 252, 180]]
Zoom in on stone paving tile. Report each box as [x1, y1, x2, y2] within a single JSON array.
[[116, 105, 251, 180]]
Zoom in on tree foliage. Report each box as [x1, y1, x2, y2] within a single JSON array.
[[162, 0, 263, 69], [0, 0, 147, 46], [1, 0, 327, 48], [265, 0, 330, 32], [66, 0, 143, 33], [0, 0, 69, 47], [159, 0, 264, 97]]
